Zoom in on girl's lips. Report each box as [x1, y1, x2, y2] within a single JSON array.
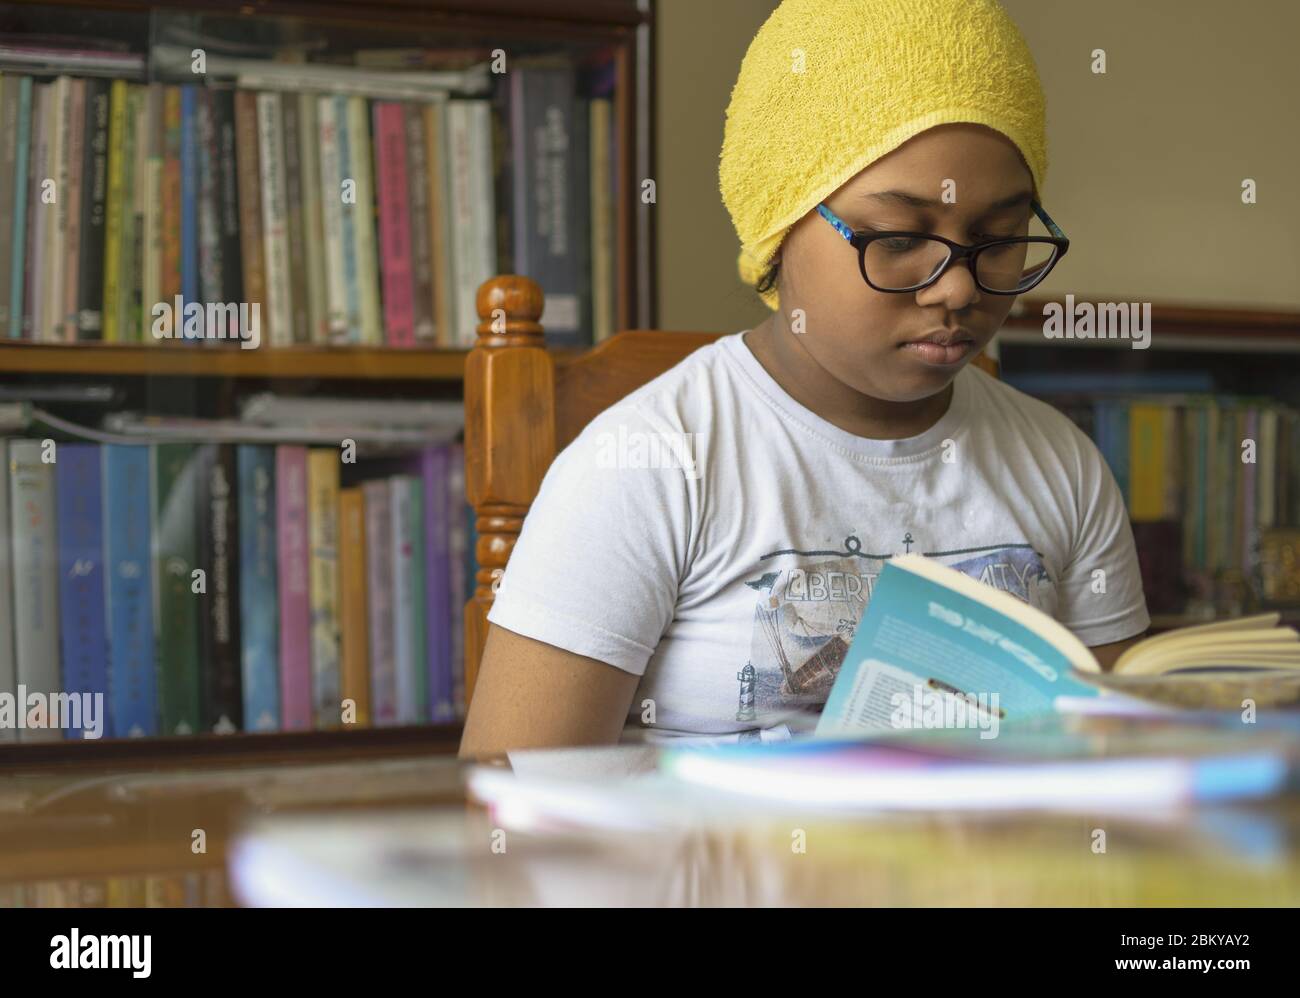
[[898, 339, 975, 366]]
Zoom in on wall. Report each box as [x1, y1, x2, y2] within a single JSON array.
[[655, 0, 1300, 332]]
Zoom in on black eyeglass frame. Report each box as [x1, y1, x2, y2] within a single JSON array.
[[815, 199, 1070, 295]]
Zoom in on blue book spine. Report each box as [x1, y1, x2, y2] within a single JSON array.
[[103, 445, 157, 736], [56, 445, 111, 739], [336, 94, 360, 343], [237, 445, 280, 732], [1111, 403, 1131, 507], [180, 85, 198, 320], [9, 77, 32, 339]]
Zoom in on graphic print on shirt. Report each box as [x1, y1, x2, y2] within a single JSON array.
[[738, 534, 1053, 720]]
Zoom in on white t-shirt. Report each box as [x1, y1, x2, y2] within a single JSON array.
[[488, 330, 1150, 744]]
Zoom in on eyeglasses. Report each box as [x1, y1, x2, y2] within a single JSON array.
[[816, 199, 1070, 295]]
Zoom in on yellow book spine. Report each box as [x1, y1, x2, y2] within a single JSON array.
[[1128, 404, 1167, 521], [101, 79, 127, 342], [338, 487, 371, 727]]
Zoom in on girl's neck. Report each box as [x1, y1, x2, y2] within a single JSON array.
[[743, 315, 954, 440]]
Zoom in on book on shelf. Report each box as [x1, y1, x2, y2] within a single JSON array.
[[0, 436, 474, 743], [0, 40, 618, 351], [1006, 376, 1300, 616], [815, 554, 1300, 739]]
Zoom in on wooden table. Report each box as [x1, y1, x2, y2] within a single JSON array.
[[4, 739, 1300, 906]]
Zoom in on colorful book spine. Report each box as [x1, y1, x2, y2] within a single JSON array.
[[152, 443, 201, 735], [43, 76, 70, 342], [338, 487, 371, 727], [403, 103, 437, 344], [127, 84, 147, 340], [307, 448, 341, 728], [103, 444, 157, 737], [118, 85, 142, 341], [316, 95, 348, 342], [362, 479, 397, 725], [446, 441, 468, 714], [389, 474, 426, 723], [179, 85, 198, 324], [0, 79, 19, 338], [7, 77, 32, 339], [334, 95, 360, 343], [346, 95, 383, 345], [417, 446, 454, 721], [25, 83, 49, 341], [141, 84, 163, 342], [55, 444, 109, 739], [275, 446, 312, 730], [446, 100, 474, 346], [238, 445, 280, 732], [61, 77, 85, 341], [195, 444, 242, 732], [423, 102, 452, 346], [9, 441, 61, 740], [195, 88, 222, 317], [280, 94, 310, 344], [297, 93, 329, 343], [233, 90, 266, 340], [257, 91, 292, 347], [159, 86, 182, 321], [76, 76, 109, 339], [0, 443, 14, 742], [373, 101, 415, 346], [214, 89, 243, 313], [510, 68, 585, 346]]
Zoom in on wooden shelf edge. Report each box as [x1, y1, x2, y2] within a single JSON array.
[[0, 341, 470, 380], [0, 723, 465, 770]]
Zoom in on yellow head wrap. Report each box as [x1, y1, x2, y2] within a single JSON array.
[[720, 0, 1049, 311]]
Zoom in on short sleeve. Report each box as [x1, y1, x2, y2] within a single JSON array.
[[1055, 428, 1152, 646], [485, 402, 694, 676]]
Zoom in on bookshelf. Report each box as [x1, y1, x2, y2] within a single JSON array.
[[0, 0, 657, 763], [999, 297, 1300, 630]]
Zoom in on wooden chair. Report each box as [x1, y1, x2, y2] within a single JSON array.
[[462, 275, 999, 700]]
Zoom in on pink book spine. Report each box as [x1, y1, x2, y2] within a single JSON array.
[[373, 102, 414, 347], [276, 445, 313, 730]]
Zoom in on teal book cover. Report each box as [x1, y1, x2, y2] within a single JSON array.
[[817, 555, 1101, 739]]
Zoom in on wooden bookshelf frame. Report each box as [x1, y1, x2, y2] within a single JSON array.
[[0, 723, 465, 769]]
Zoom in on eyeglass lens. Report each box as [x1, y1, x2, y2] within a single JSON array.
[[863, 236, 1057, 292]]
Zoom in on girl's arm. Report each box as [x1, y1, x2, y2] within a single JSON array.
[[458, 622, 641, 759], [1089, 632, 1147, 672]]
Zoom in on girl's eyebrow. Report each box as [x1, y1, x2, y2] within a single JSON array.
[[857, 189, 1034, 212]]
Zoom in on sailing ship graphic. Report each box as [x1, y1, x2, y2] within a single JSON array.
[[738, 534, 1055, 717]]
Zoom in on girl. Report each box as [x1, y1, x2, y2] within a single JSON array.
[[461, 0, 1149, 756]]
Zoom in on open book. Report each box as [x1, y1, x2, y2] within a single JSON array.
[[816, 554, 1300, 737]]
